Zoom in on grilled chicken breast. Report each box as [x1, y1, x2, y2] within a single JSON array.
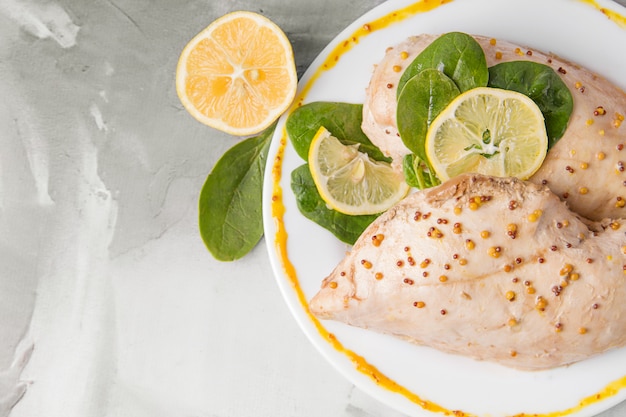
[[362, 34, 626, 221], [309, 174, 626, 370]]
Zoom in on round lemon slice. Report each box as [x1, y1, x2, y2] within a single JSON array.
[[176, 11, 297, 136], [425, 87, 548, 181], [308, 126, 410, 215]]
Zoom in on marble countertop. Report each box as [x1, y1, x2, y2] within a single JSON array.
[[1, 1, 625, 416]]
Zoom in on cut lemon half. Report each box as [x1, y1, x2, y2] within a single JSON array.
[[425, 87, 548, 181], [176, 11, 297, 136], [308, 126, 410, 215]]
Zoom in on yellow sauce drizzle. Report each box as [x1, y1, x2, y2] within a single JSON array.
[[579, 0, 626, 28], [293, 0, 453, 107], [270, 0, 626, 415]]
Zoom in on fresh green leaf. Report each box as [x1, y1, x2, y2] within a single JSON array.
[[397, 32, 489, 96], [397, 69, 460, 160], [291, 164, 379, 245], [402, 153, 441, 190], [286, 101, 389, 162], [488, 61, 573, 147], [198, 124, 274, 261]]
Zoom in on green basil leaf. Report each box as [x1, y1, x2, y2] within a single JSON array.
[[397, 32, 489, 96], [397, 68, 460, 160], [286, 101, 389, 162], [488, 61, 573, 147], [198, 124, 274, 261], [291, 164, 379, 245]]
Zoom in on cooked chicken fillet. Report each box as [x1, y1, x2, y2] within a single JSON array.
[[309, 174, 626, 370], [362, 34, 626, 221]]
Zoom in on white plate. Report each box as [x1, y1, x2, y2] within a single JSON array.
[[262, 0, 626, 416]]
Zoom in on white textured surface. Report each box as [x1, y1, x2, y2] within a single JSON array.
[[0, 0, 624, 416]]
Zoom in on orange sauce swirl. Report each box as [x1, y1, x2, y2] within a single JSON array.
[[270, 1, 626, 415], [581, 0, 626, 28]]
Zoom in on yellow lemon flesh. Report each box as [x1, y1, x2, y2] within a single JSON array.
[[425, 87, 548, 181], [308, 126, 410, 216], [176, 11, 297, 136]]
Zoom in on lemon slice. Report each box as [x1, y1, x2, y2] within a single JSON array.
[[176, 11, 297, 136], [308, 127, 410, 215], [425, 87, 548, 181]]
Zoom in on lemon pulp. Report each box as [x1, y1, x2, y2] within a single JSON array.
[[175, 11, 297, 136], [308, 127, 409, 215], [425, 87, 548, 181]]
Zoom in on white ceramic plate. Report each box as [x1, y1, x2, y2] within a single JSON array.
[[263, 0, 626, 416]]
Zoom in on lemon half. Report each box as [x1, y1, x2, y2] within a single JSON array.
[[176, 11, 297, 136], [425, 87, 548, 181], [308, 127, 410, 215]]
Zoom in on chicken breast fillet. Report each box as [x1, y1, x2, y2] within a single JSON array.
[[309, 174, 626, 370], [362, 34, 626, 221]]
